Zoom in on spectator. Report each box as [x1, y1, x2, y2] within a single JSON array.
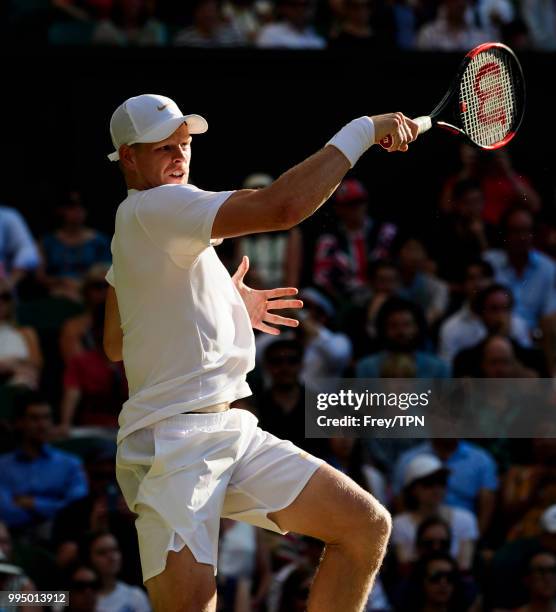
[[235, 173, 298, 288], [84, 530, 151, 612], [521, 0, 556, 50], [443, 283, 532, 366], [0, 391, 88, 534], [392, 454, 479, 571], [222, 0, 262, 42], [396, 237, 449, 326], [0, 521, 36, 603], [480, 150, 541, 226], [399, 552, 472, 612], [429, 179, 490, 285], [416, 0, 490, 50], [65, 564, 100, 612], [438, 260, 494, 362], [324, 438, 388, 505], [0, 279, 43, 390], [256, 339, 308, 450], [296, 287, 352, 391], [392, 439, 498, 535], [489, 504, 556, 609], [256, 0, 326, 48], [328, 0, 376, 49], [37, 191, 111, 302], [92, 0, 168, 46], [343, 259, 401, 359], [174, 0, 245, 46], [416, 516, 453, 559], [0, 205, 40, 290], [484, 207, 556, 330], [52, 449, 138, 583], [474, 0, 515, 37], [313, 178, 398, 304], [439, 144, 483, 215], [356, 297, 450, 379], [517, 550, 556, 612], [58, 304, 127, 435], [59, 264, 110, 364]]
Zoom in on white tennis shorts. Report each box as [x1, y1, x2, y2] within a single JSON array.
[[115, 408, 324, 583]]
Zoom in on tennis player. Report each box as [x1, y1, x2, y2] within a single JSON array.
[[103, 94, 418, 612]]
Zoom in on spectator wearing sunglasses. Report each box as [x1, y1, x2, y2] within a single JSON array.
[[0, 278, 42, 390], [392, 454, 478, 572], [416, 516, 453, 559], [517, 550, 556, 612], [400, 552, 472, 612], [66, 564, 99, 612]]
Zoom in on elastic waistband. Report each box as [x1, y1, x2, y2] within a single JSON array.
[[187, 401, 230, 414]]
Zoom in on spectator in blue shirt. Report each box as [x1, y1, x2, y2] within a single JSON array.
[[356, 297, 450, 379], [392, 439, 498, 537], [484, 207, 556, 330], [0, 205, 40, 289], [0, 391, 88, 534]]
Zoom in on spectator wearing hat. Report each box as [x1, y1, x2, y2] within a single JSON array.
[[234, 173, 301, 289], [0, 392, 88, 536], [356, 297, 449, 379], [517, 550, 556, 612], [392, 454, 479, 571], [256, 0, 326, 48], [392, 439, 498, 536], [313, 178, 398, 305], [36, 191, 111, 302], [0, 205, 40, 291]]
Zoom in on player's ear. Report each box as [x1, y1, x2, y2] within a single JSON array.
[[119, 144, 136, 170]]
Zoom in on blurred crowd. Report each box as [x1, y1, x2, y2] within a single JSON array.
[[2, 0, 556, 50], [2, 138, 556, 612]]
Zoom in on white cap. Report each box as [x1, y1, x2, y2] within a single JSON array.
[[108, 94, 208, 161], [404, 454, 449, 488], [540, 505, 556, 533]]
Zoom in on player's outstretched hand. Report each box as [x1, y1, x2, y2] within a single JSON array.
[[371, 112, 419, 152], [232, 256, 303, 335]]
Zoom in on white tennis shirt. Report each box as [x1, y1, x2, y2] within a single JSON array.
[[106, 184, 255, 444]]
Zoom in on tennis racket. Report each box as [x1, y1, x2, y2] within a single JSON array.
[[380, 42, 525, 150]]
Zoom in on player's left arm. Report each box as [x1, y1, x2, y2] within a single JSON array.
[[104, 286, 123, 361]]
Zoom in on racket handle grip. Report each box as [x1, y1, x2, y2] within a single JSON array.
[[379, 115, 432, 149]]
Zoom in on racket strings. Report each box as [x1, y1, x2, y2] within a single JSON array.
[[459, 47, 518, 147]]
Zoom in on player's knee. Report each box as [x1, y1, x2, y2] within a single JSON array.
[[345, 495, 392, 559]]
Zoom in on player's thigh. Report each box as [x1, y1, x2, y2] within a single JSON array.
[[144, 545, 217, 612], [267, 462, 390, 545]]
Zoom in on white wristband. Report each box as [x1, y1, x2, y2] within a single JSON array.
[[326, 117, 375, 168]]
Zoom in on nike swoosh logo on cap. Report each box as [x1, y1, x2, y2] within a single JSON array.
[[157, 104, 169, 111]]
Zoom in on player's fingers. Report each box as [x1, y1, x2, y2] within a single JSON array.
[[267, 299, 303, 310], [406, 117, 420, 140], [232, 255, 249, 283], [255, 322, 280, 335], [265, 287, 299, 299], [263, 313, 299, 327]]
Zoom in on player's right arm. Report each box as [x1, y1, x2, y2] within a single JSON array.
[[212, 113, 418, 239]]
